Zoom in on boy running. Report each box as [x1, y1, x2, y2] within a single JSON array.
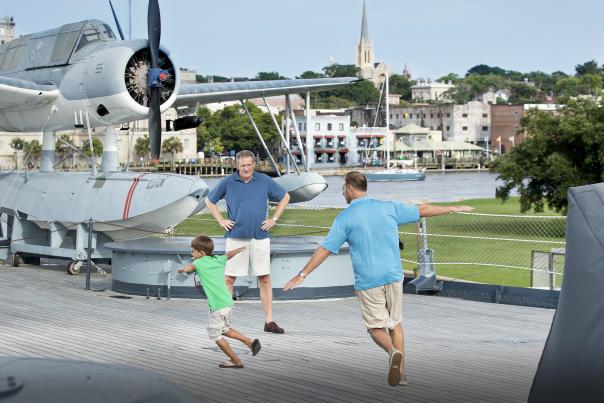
[[178, 235, 261, 368]]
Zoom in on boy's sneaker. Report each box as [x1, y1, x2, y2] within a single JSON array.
[[388, 349, 403, 386], [251, 339, 261, 356], [264, 321, 284, 334]]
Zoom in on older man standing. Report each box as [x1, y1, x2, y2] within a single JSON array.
[[206, 150, 290, 334], [284, 171, 473, 386]]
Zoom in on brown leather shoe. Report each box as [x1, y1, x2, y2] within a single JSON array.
[[264, 321, 284, 334]]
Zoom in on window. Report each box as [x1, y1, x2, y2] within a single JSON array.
[[482, 113, 488, 118], [462, 113, 468, 118], [390, 114, 393, 119], [395, 114, 399, 119], [410, 113, 413, 118], [430, 114, 434, 118], [482, 126, 488, 131], [315, 123, 320, 130], [462, 126, 468, 131], [446, 126, 450, 131], [446, 113, 451, 118], [437, 113, 441, 118], [327, 123, 332, 131], [422, 114, 426, 118], [298, 123, 303, 131], [339, 123, 344, 131]]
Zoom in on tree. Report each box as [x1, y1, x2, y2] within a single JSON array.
[[575, 60, 601, 77], [196, 106, 213, 151], [135, 135, 150, 160], [162, 136, 184, 165], [55, 134, 75, 167], [297, 70, 324, 79], [322, 63, 359, 78], [466, 64, 506, 77], [81, 138, 103, 158], [253, 71, 286, 81], [23, 140, 41, 166], [389, 74, 415, 101], [9, 138, 25, 151], [490, 99, 604, 213], [203, 102, 280, 157]]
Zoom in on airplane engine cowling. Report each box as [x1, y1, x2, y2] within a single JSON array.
[[66, 41, 180, 127]]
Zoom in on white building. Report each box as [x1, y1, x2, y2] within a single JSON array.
[[0, 16, 15, 45], [293, 110, 356, 168], [0, 108, 197, 170], [385, 101, 491, 145], [411, 80, 455, 102]]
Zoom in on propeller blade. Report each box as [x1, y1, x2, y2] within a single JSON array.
[[147, 0, 162, 160], [148, 0, 161, 68], [149, 89, 161, 159]]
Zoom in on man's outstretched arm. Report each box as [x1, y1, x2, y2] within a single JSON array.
[[283, 246, 331, 291], [419, 204, 474, 217]]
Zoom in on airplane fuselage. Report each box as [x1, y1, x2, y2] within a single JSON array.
[[0, 20, 180, 132]]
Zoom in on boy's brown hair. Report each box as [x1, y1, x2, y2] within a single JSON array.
[[191, 235, 214, 256]]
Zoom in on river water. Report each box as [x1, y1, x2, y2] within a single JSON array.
[[204, 171, 514, 207]]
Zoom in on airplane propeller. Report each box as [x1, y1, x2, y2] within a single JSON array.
[[147, 0, 164, 160]]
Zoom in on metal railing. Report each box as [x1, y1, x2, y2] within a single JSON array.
[[175, 201, 566, 289]]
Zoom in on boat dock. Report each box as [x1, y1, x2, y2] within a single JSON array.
[[0, 264, 553, 402]]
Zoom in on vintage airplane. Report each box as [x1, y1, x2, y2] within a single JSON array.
[[0, 0, 356, 269]]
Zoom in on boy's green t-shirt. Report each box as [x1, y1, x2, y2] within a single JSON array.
[[193, 255, 233, 311]]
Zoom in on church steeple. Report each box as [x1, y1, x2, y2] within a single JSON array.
[[360, 0, 369, 41], [356, 0, 374, 79]]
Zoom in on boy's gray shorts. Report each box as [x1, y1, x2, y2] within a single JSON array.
[[207, 307, 232, 341]]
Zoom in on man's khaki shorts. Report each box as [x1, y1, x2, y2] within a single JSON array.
[[356, 281, 403, 330], [225, 238, 270, 277], [207, 306, 232, 341]]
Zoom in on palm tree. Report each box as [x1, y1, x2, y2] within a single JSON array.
[[9, 138, 25, 169], [81, 138, 103, 168], [55, 134, 76, 168], [161, 136, 184, 167], [135, 135, 151, 163], [23, 140, 41, 168]]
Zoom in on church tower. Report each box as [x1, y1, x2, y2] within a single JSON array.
[[355, 1, 374, 80], [0, 16, 15, 45]]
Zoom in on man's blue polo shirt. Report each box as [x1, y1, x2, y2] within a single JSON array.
[[321, 196, 420, 291], [207, 172, 286, 240]]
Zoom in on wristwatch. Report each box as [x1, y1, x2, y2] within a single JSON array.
[[272, 216, 279, 221], [298, 271, 306, 278]]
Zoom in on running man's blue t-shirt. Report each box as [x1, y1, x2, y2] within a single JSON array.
[[207, 172, 287, 240], [321, 196, 420, 291]]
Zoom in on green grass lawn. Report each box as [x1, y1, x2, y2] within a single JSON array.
[[174, 197, 566, 288]]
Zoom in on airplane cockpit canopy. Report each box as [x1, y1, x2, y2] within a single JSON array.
[[0, 20, 116, 72]]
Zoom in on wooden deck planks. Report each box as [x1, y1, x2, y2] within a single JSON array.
[[0, 264, 553, 402]]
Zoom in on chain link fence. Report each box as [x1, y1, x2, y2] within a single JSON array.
[[174, 201, 566, 289]]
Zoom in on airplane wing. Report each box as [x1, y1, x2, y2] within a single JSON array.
[[0, 76, 59, 111], [173, 77, 358, 107]]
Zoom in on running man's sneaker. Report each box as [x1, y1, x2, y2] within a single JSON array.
[[388, 349, 403, 386]]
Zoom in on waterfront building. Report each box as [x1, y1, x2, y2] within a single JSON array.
[[351, 101, 492, 149], [355, 1, 391, 87], [0, 16, 15, 45], [0, 107, 197, 170], [373, 123, 482, 163], [410, 80, 455, 102], [293, 110, 357, 168]]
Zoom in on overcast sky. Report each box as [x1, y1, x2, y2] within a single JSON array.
[[4, 0, 604, 80]]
